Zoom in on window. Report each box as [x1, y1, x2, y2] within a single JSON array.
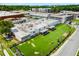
[[33, 31, 35, 33], [12, 29, 18, 32], [78, 16, 79, 18], [22, 35, 30, 41]]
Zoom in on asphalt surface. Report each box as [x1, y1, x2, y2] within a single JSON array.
[[56, 27, 79, 56]]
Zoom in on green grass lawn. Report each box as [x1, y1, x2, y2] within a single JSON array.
[[0, 50, 4, 56], [72, 19, 79, 22], [72, 19, 79, 24], [11, 24, 75, 56]]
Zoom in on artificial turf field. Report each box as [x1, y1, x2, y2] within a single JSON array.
[[11, 24, 75, 56]]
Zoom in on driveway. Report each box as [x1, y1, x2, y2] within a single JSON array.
[[51, 26, 79, 56]]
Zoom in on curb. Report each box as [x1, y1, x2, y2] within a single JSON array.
[[75, 48, 79, 56]]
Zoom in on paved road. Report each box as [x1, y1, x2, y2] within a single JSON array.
[[56, 27, 79, 56]]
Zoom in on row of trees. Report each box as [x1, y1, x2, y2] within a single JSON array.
[[0, 5, 30, 11], [51, 5, 79, 13], [0, 5, 79, 11]]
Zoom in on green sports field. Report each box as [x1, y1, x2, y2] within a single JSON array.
[[11, 24, 75, 56]]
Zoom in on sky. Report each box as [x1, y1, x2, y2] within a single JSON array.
[[0, 0, 79, 5]]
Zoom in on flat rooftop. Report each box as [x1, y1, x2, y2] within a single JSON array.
[[51, 13, 73, 18], [60, 11, 79, 15], [12, 18, 59, 38], [0, 11, 24, 17], [29, 11, 52, 17]]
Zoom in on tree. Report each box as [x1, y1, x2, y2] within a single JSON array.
[[0, 20, 14, 34]]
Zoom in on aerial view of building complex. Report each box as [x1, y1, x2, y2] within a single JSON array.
[[0, 4, 79, 56]]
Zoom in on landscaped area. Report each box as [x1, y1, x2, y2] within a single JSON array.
[[11, 24, 75, 56], [77, 51, 79, 56], [76, 49, 79, 56], [5, 48, 14, 56], [72, 19, 79, 24], [0, 35, 18, 56]]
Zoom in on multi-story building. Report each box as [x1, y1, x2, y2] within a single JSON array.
[[0, 11, 24, 20]]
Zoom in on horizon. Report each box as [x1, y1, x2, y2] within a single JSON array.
[[0, 3, 79, 6]]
